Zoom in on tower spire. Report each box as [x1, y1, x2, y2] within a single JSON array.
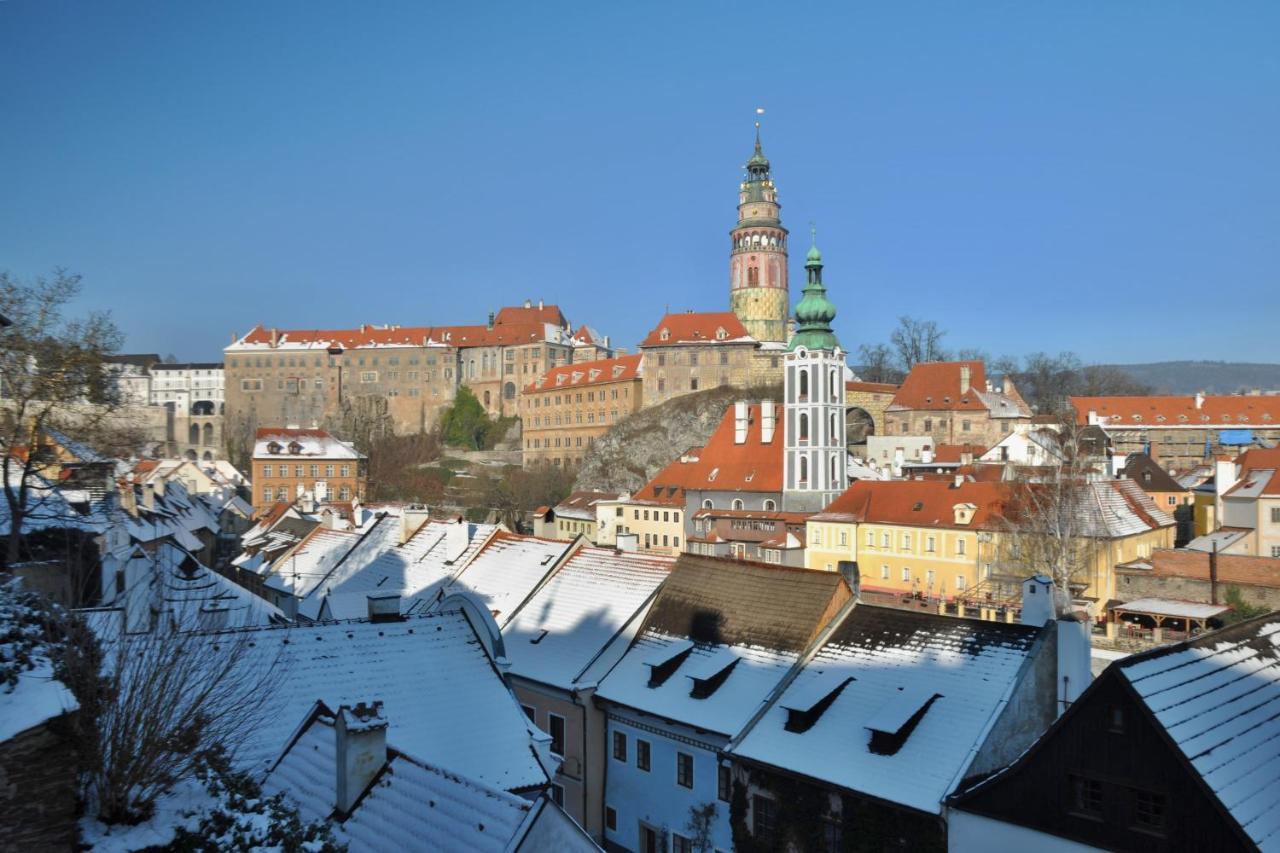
[[729, 113, 789, 343], [789, 226, 838, 352]]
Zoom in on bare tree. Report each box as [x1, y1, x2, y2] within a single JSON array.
[[60, 612, 281, 823], [889, 316, 949, 372], [994, 420, 1104, 599], [0, 270, 125, 565], [856, 343, 901, 384]]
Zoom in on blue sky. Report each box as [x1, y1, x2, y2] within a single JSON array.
[[2, 1, 1277, 363]]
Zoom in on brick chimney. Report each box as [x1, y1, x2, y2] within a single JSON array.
[[959, 365, 971, 395], [335, 701, 387, 816]]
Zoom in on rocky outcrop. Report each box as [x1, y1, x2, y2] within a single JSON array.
[[574, 385, 782, 495]]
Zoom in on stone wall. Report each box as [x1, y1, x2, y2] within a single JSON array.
[[0, 716, 80, 850]]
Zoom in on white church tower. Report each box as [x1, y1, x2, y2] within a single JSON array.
[[783, 233, 847, 512]]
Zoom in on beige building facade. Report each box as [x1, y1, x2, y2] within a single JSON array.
[[521, 355, 643, 468]]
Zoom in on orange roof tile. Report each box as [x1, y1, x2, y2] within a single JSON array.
[[889, 361, 991, 411], [523, 354, 642, 394], [494, 304, 567, 327], [232, 315, 561, 351], [814, 479, 1012, 529], [630, 402, 784, 505], [1071, 395, 1280, 427], [933, 443, 987, 463], [639, 312, 753, 347], [1235, 446, 1280, 473]]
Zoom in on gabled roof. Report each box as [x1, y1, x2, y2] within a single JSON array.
[[444, 532, 576, 626], [551, 490, 626, 521], [524, 354, 641, 394], [494, 303, 568, 328], [1115, 614, 1280, 849], [1072, 395, 1280, 428], [812, 480, 1011, 530], [260, 525, 360, 597], [1121, 453, 1189, 494], [889, 362, 1028, 417], [629, 402, 784, 506], [502, 546, 675, 690], [320, 520, 497, 620], [595, 556, 852, 738], [253, 428, 363, 461], [730, 605, 1040, 815], [124, 610, 550, 791], [639, 312, 755, 348], [571, 324, 607, 346]]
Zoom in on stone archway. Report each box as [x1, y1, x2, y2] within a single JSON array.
[[846, 407, 876, 446]]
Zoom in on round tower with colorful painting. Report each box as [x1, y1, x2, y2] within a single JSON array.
[[728, 123, 790, 344]]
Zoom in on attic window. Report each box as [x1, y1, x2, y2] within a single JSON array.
[[865, 687, 941, 755], [1131, 415, 1142, 422], [612, 366, 624, 378], [783, 673, 854, 733], [1155, 415, 1166, 422], [556, 375, 567, 386], [684, 648, 740, 699], [715, 327, 727, 340], [1177, 415, 1188, 422], [912, 502, 924, 511], [925, 396, 933, 404], [708, 468, 719, 482], [267, 441, 282, 455], [645, 639, 695, 688], [589, 369, 601, 381], [1265, 414, 1274, 422], [288, 441, 303, 454], [1200, 415, 1209, 422], [660, 328, 671, 341], [540, 553, 555, 565]]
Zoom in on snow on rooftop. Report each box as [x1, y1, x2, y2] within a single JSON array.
[[295, 514, 403, 620], [597, 631, 799, 739], [444, 533, 573, 626], [1113, 598, 1230, 620], [138, 611, 549, 792], [1120, 617, 1280, 850], [265, 711, 536, 853], [502, 547, 673, 690], [261, 527, 359, 598], [730, 606, 1040, 815], [321, 521, 496, 621]]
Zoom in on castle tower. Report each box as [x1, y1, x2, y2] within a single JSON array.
[[729, 124, 789, 343], [783, 233, 847, 512]]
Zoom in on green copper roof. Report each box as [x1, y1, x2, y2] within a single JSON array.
[[789, 234, 839, 352]]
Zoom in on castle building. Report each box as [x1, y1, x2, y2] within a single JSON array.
[[729, 125, 790, 344], [782, 238, 847, 512], [520, 353, 644, 468]]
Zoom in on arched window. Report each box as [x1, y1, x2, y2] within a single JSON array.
[[830, 412, 839, 440], [799, 413, 809, 443], [763, 499, 776, 511], [799, 456, 808, 484], [202, 423, 214, 446], [830, 369, 839, 398], [799, 369, 809, 400], [748, 266, 759, 286], [831, 455, 839, 483], [202, 451, 213, 462], [188, 423, 199, 445], [702, 499, 713, 509], [483, 390, 491, 407], [732, 499, 744, 511]]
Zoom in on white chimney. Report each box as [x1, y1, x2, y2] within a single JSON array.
[[959, 365, 971, 395], [616, 532, 639, 553], [922, 447, 934, 465], [1195, 391, 1205, 410], [401, 504, 430, 544], [734, 401, 749, 444], [953, 473, 964, 489], [444, 518, 470, 563], [335, 701, 387, 816], [1019, 575, 1059, 627], [760, 400, 776, 444]]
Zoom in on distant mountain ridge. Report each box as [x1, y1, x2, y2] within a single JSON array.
[[1101, 361, 1280, 395]]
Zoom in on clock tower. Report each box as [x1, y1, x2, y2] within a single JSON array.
[[729, 125, 790, 344]]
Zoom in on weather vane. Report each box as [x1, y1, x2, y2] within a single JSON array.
[[755, 106, 765, 130]]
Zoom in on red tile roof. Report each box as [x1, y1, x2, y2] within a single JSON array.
[[1235, 446, 1280, 473], [571, 325, 607, 345], [813, 479, 1012, 529], [1071, 395, 1280, 427], [232, 316, 561, 351], [523, 354, 642, 394], [639, 312, 753, 347], [1124, 549, 1280, 590], [630, 402, 784, 506], [255, 427, 333, 440], [494, 304, 567, 327], [933, 443, 987, 463], [889, 361, 992, 411]]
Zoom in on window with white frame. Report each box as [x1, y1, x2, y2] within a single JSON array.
[[901, 567, 910, 582], [881, 565, 889, 579]]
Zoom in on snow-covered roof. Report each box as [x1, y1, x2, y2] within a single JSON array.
[[137, 610, 551, 791], [1118, 615, 1280, 849], [730, 605, 1041, 815], [502, 546, 674, 690], [444, 532, 575, 626], [264, 706, 594, 852], [260, 526, 360, 598], [253, 428, 363, 461], [320, 520, 497, 621], [1112, 598, 1230, 620], [294, 514, 403, 620], [595, 556, 852, 738]]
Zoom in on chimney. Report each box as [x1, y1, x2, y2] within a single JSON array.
[[1195, 391, 1205, 410], [335, 701, 387, 816], [1210, 542, 1219, 606], [486, 312, 495, 331], [444, 517, 470, 563], [538, 299, 544, 310], [734, 401, 749, 444], [616, 532, 639, 553], [953, 473, 964, 489], [837, 560, 860, 600], [1002, 375, 1014, 396], [1019, 575, 1057, 627], [401, 504, 430, 544], [524, 298, 532, 308], [270, 327, 279, 347], [959, 365, 971, 395], [760, 400, 776, 444], [366, 592, 402, 622]]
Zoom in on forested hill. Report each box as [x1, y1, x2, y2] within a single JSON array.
[[1104, 362, 1280, 395]]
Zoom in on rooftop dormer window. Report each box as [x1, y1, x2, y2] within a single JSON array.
[[715, 327, 727, 340], [660, 328, 671, 341], [645, 639, 694, 688], [685, 649, 740, 699], [266, 441, 282, 454], [866, 687, 941, 756], [288, 441, 303, 455], [783, 672, 854, 733]]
